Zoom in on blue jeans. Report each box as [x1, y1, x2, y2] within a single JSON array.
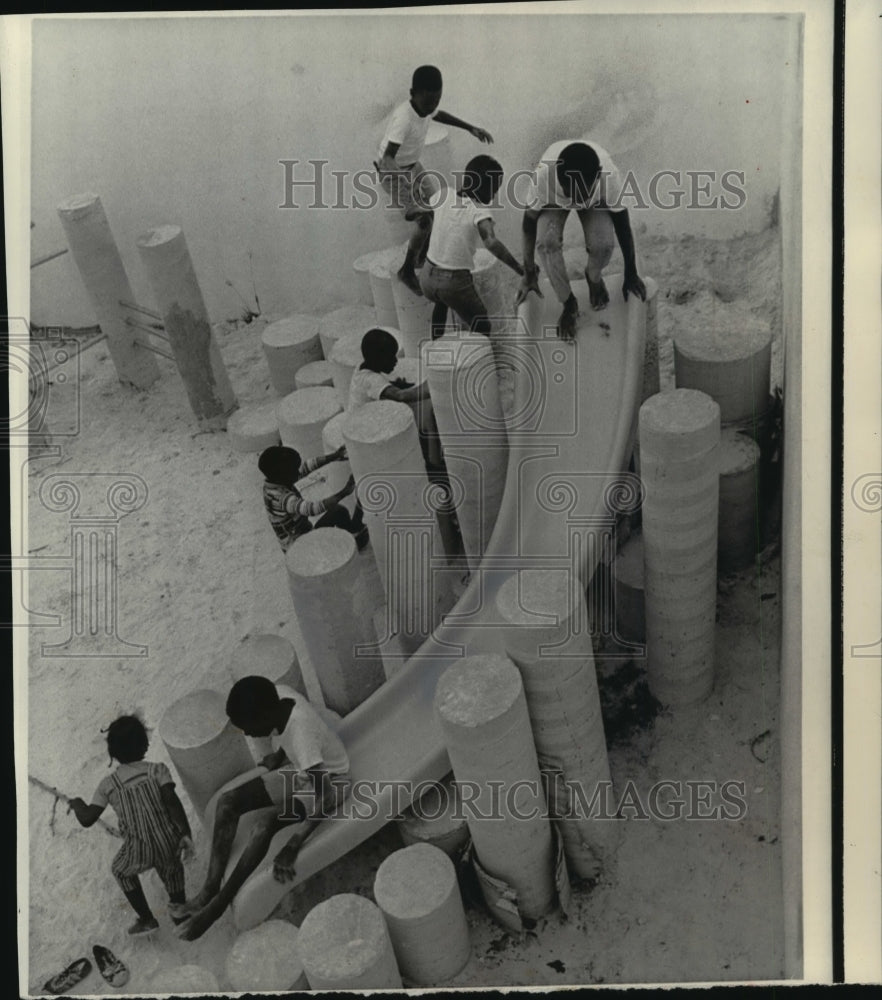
[[419, 261, 490, 338]]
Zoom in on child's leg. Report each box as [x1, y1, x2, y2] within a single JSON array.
[[157, 858, 186, 906], [430, 301, 448, 340]]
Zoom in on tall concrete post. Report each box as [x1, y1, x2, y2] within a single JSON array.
[[342, 400, 448, 658], [639, 388, 721, 706], [136, 225, 237, 428], [496, 568, 618, 877], [391, 275, 434, 359], [423, 334, 508, 570], [57, 193, 159, 388], [434, 653, 557, 923]]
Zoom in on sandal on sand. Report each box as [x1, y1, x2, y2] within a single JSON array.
[[43, 957, 92, 995], [92, 945, 129, 988]]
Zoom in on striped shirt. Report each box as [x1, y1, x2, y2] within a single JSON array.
[[263, 456, 334, 552], [92, 761, 182, 875]]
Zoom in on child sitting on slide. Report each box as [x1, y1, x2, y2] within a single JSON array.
[[69, 715, 194, 936], [259, 444, 368, 552]]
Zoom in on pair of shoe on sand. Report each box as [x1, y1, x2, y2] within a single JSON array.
[[43, 945, 128, 994]]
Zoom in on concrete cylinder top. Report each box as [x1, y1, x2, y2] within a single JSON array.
[[262, 314, 321, 349], [639, 388, 721, 457], [342, 399, 418, 468], [159, 689, 229, 749], [295, 359, 334, 389], [496, 568, 574, 625], [374, 843, 457, 920], [720, 429, 761, 473], [673, 318, 771, 363], [226, 920, 308, 992], [319, 304, 378, 357], [225, 398, 281, 453], [287, 526, 355, 578], [150, 966, 219, 994], [434, 653, 522, 730], [278, 386, 342, 428], [230, 633, 300, 686]]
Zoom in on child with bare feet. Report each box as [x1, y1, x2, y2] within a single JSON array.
[[374, 64, 493, 295], [516, 139, 646, 340], [175, 677, 350, 941], [69, 715, 193, 936]]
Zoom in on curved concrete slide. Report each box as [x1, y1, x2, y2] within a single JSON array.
[[215, 274, 654, 930]]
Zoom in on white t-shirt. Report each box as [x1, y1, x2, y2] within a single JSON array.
[[527, 139, 625, 213], [264, 686, 349, 776], [348, 367, 394, 409], [425, 188, 494, 271], [377, 101, 436, 166]]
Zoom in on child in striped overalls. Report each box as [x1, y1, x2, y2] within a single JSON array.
[[70, 715, 193, 935]]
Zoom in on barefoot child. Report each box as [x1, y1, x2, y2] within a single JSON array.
[[375, 64, 494, 294], [69, 715, 193, 936], [259, 444, 368, 552], [176, 677, 350, 941], [419, 154, 525, 339]]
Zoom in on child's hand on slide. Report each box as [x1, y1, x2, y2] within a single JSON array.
[[391, 378, 413, 389]]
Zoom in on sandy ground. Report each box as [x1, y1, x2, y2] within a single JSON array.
[[24, 223, 785, 993]]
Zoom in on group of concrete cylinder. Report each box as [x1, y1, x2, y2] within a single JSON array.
[[613, 316, 775, 707]]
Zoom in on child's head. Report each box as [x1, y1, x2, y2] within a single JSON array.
[[258, 445, 302, 486], [226, 675, 281, 738], [410, 65, 442, 116], [105, 714, 149, 765], [361, 328, 399, 374], [459, 154, 504, 205], [556, 143, 601, 203]]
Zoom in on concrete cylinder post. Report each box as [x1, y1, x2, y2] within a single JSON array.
[[294, 359, 334, 390], [373, 844, 471, 986], [226, 398, 281, 453], [369, 248, 407, 329], [229, 633, 303, 692], [319, 303, 377, 361], [150, 966, 219, 994], [286, 527, 383, 714], [642, 279, 661, 402], [352, 254, 380, 306], [330, 327, 402, 410], [398, 774, 470, 858], [136, 225, 237, 428], [277, 386, 342, 460], [297, 893, 402, 990], [496, 569, 616, 877], [614, 529, 646, 644], [718, 429, 761, 573], [343, 400, 448, 657], [159, 689, 254, 819], [673, 319, 772, 423], [261, 315, 323, 397], [391, 274, 434, 359], [434, 653, 556, 922], [57, 193, 160, 389], [471, 248, 506, 337], [423, 334, 508, 570], [639, 389, 721, 706], [226, 920, 309, 992]]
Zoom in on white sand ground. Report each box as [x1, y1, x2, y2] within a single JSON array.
[[24, 223, 785, 993]]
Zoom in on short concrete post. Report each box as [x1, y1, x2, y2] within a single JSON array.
[[329, 327, 402, 410], [226, 920, 309, 992], [150, 966, 219, 994], [158, 689, 254, 819], [497, 569, 616, 877], [277, 386, 342, 460], [229, 633, 303, 692], [718, 429, 761, 573], [343, 400, 448, 657], [673, 319, 772, 423], [639, 389, 721, 706], [398, 774, 470, 858], [294, 359, 334, 389], [319, 303, 377, 360], [392, 356, 437, 447], [261, 315, 323, 396], [136, 225, 237, 428], [226, 398, 281, 453], [297, 893, 402, 990], [391, 274, 434, 359], [434, 653, 556, 922], [369, 248, 407, 329], [423, 334, 508, 569], [286, 527, 383, 714], [57, 193, 160, 389], [373, 844, 471, 985]]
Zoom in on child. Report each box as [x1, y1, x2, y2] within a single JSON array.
[[176, 677, 350, 941], [419, 154, 524, 339], [259, 444, 367, 552], [69, 715, 193, 936], [374, 64, 494, 294], [348, 327, 430, 410]]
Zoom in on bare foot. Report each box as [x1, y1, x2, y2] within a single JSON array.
[[396, 267, 422, 296], [169, 886, 215, 918], [558, 295, 579, 341], [174, 895, 226, 941], [586, 276, 609, 310]]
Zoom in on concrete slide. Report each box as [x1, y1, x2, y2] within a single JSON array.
[[215, 275, 653, 930]]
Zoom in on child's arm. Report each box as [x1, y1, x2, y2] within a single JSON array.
[[375, 141, 402, 174], [380, 381, 429, 404], [68, 796, 106, 828], [432, 110, 493, 144], [515, 209, 544, 305], [159, 782, 195, 860], [477, 219, 524, 277], [609, 209, 647, 301]]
